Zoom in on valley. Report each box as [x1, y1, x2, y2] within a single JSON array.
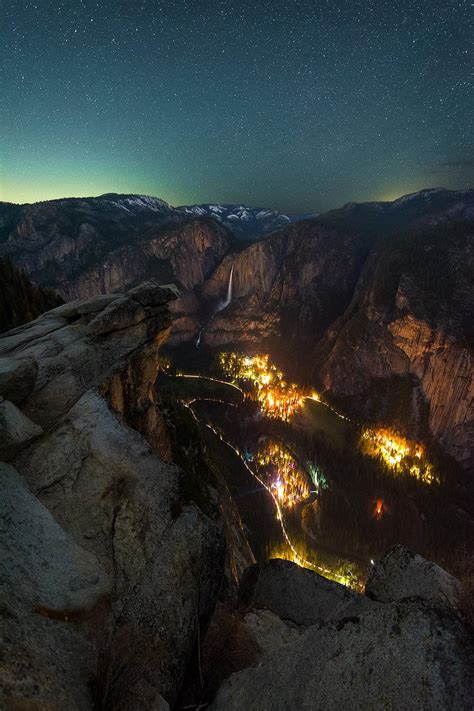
[[0, 190, 474, 588], [157, 345, 473, 590], [1, 187, 472, 589]]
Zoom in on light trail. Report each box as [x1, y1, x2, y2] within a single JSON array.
[[175, 372, 244, 395], [175, 370, 354, 425], [186, 396, 238, 408], [304, 394, 353, 423], [182, 399, 351, 586]]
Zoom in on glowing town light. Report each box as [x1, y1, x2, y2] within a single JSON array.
[[361, 428, 438, 485], [218, 351, 306, 420], [256, 440, 310, 508]]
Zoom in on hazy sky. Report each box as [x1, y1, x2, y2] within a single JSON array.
[[1, 0, 472, 211]]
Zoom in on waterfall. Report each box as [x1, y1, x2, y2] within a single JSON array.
[[217, 265, 234, 313], [225, 264, 234, 306], [195, 327, 203, 349]]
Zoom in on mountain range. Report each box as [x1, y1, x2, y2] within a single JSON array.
[[177, 203, 318, 240], [0, 187, 472, 471]]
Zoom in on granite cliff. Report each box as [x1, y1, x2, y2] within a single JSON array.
[[1, 288, 473, 709], [316, 221, 473, 470], [0, 283, 237, 709]]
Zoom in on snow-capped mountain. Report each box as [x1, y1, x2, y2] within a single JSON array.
[[176, 204, 319, 240], [98, 193, 171, 213], [0, 194, 317, 242]]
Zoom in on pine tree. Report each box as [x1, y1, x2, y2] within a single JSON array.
[[0, 257, 64, 333]]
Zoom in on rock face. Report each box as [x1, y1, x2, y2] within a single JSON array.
[[212, 600, 474, 711], [239, 559, 375, 627], [366, 544, 462, 610], [0, 399, 43, 460], [211, 554, 474, 711], [0, 283, 226, 709], [198, 220, 371, 352], [316, 220, 474, 470], [1, 462, 110, 614], [0, 462, 110, 711], [0, 195, 314, 300], [240, 609, 303, 654], [389, 314, 473, 468]]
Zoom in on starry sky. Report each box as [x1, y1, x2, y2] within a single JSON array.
[[1, 0, 472, 212]]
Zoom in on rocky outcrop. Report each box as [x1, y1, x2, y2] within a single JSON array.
[[238, 559, 375, 627], [317, 221, 474, 470], [0, 283, 226, 709], [389, 314, 473, 468], [366, 544, 462, 610], [210, 553, 474, 711]]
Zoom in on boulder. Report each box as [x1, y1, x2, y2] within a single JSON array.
[[366, 544, 462, 610], [212, 600, 474, 711], [239, 559, 374, 627]]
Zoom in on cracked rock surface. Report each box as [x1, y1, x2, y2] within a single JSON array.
[[0, 284, 225, 710]]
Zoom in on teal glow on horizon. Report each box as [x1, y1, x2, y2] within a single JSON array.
[[2, 1, 472, 212]]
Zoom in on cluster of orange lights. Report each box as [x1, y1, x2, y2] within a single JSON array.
[[255, 440, 310, 509], [218, 352, 306, 421], [361, 428, 438, 485]]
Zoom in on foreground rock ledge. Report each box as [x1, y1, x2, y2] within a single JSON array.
[[0, 284, 225, 710], [211, 554, 474, 711]]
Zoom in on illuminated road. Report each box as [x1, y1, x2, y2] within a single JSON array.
[[182, 395, 351, 586], [176, 372, 354, 424], [170, 366, 436, 587]]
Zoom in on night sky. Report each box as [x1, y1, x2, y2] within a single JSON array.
[[2, 0, 472, 212]]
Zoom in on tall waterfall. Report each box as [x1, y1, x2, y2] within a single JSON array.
[[195, 327, 203, 349], [217, 265, 234, 312]]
